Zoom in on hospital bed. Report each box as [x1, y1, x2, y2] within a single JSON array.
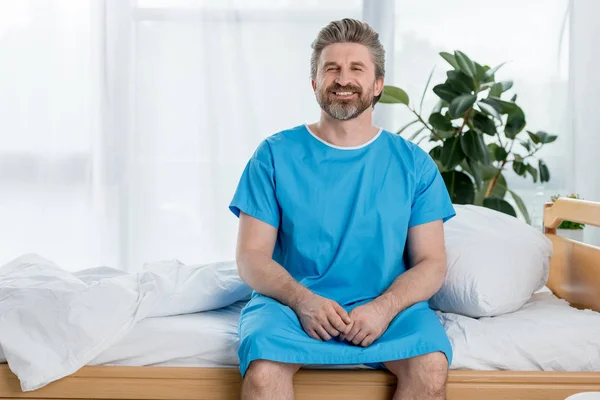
[[1, 197, 599, 399]]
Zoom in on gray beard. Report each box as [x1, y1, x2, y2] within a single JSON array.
[[317, 92, 373, 121]]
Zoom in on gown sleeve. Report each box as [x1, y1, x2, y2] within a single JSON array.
[[408, 154, 456, 228], [229, 143, 280, 229]]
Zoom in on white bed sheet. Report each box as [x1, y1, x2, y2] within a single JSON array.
[[2, 292, 600, 372]]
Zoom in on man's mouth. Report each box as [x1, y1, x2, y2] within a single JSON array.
[[331, 91, 358, 98]]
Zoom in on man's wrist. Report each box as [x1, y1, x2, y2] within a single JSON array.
[[373, 292, 402, 321], [286, 282, 312, 310]]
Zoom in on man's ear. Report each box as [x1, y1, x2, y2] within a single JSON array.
[[374, 76, 384, 96], [311, 79, 317, 93]]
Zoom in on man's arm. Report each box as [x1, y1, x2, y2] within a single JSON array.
[[373, 219, 447, 318], [340, 219, 446, 347], [235, 211, 310, 308], [236, 211, 352, 340]]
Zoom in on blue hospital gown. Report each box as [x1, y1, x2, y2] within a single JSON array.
[[229, 124, 456, 376]]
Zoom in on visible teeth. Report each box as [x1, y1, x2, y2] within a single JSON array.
[[335, 92, 354, 95]]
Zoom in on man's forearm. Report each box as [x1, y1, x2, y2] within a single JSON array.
[[236, 249, 312, 309], [373, 259, 446, 320]]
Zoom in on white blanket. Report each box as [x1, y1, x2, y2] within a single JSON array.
[[0, 254, 251, 392]]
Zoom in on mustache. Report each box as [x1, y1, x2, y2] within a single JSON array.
[[328, 84, 362, 94]]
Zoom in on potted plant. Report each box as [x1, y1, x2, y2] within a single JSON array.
[[380, 50, 558, 223], [550, 194, 586, 241]]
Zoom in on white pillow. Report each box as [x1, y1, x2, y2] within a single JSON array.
[[142, 259, 252, 318], [429, 204, 553, 318]]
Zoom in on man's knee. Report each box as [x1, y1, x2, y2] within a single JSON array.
[[417, 352, 448, 395], [244, 360, 300, 391], [385, 352, 448, 396]]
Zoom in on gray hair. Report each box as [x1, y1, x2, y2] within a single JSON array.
[[310, 18, 385, 105]]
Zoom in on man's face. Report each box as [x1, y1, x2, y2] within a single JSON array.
[[313, 42, 383, 121]]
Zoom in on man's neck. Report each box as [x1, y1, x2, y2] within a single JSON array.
[[309, 110, 379, 148]]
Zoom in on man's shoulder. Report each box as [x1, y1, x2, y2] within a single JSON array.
[[251, 125, 306, 165], [380, 129, 431, 165]]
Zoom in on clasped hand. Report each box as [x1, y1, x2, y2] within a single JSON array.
[[293, 294, 393, 348]]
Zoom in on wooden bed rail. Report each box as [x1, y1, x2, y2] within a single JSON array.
[[544, 197, 600, 312], [544, 197, 600, 231]]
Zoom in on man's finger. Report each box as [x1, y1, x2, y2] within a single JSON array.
[[333, 302, 352, 324], [315, 326, 332, 341], [360, 334, 374, 347], [307, 329, 321, 341], [327, 312, 349, 333], [322, 321, 340, 338], [345, 325, 361, 343], [352, 330, 368, 346]]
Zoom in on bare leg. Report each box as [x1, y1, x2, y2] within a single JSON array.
[[384, 352, 448, 400], [241, 360, 302, 400]]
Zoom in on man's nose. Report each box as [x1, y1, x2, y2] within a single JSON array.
[[334, 69, 352, 87]]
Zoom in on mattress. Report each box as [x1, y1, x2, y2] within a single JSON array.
[[2, 292, 600, 372]]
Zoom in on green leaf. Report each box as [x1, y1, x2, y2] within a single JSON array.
[[478, 101, 502, 121], [528, 130, 557, 144], [467, 158, 483, 190], [440, 136, 465, 170], [475, 169, 506, 205], [481, 97, 521, 116], [481, 165, 499, 180], [437, 130, 454, 139], [505, 107, 526, 139], [429, 112, 453, 132], [440, 52, 460, 70], [461, 131, 489, 164], [395, 119, 419, 135], [511, 93, 517, 102], [513, 161, 527, 176], [433, 83, 460, 103], [521, 140, 532, 152], [441, 171, 475, 204], [490, 83, 503, 98], [379, 85, 410, 105], [500, 80, 513, 92], [483, 198, 517, 217], [473, 112, 496, 135], [488, 143, 508, 162], [429, 146, 442, 161], [539, 159, 550, 182], [474, 62, 487, 83], [509, 190, 531, 224], [526, 164, 538, 183], [408, 126, 426, 141], [447, 71, 475, 94], [484, 62, 506, 80], [449, 94, 476, 118], [454, 50, 477, 78], [491, 81, 514, 96], [481, 173, 507, 199]]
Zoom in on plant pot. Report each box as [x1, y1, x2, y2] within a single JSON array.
[[557, 228, 585, 242]]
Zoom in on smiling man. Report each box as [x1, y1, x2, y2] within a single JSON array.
[[229, 18, 456, 400]]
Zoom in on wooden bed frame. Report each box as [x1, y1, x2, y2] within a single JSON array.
[[1, 197, 600, 400]]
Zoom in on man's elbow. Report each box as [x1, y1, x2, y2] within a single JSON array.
[[432, 258, 447, 293]]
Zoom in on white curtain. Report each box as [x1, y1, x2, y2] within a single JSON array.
[[1, 0, 595, 271], [569, 0, 600, 245], [0, 0, 364, 271], [0, 1, 119, 270]]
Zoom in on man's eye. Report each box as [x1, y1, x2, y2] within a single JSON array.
[[352, 67, 362, 71]]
